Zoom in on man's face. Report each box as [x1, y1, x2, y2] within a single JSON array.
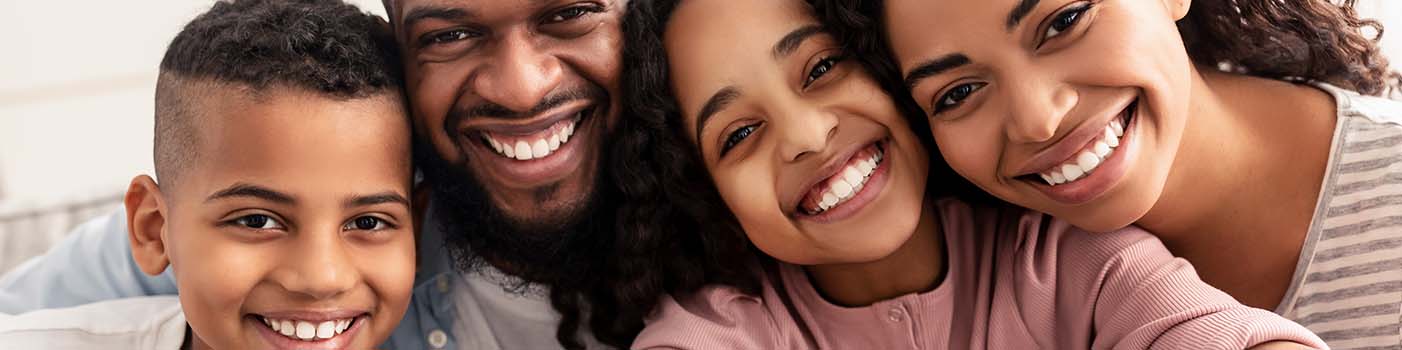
[[390, 0, 625, 231]]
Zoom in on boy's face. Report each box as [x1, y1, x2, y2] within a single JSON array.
[[128, 87, 415, 350]]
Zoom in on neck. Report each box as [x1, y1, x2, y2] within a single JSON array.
[[804, 201, 946, 307], [1136, 67, 1336, 309]]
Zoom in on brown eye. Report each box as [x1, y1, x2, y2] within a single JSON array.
[[540, 4, 606, 38], [804, 55, 846, 88], [721, 123, 760, 156], [932, 82, 987, 114], [233, 214, 283, 230], [1043, 3, 1091, 41], [345, 216, 389, 231]]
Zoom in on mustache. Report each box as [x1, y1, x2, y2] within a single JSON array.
[[451, 85, 609, 122]]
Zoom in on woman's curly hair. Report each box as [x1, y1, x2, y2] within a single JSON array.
[[813, 0, 1401, 97]]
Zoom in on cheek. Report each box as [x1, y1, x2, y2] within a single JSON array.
[[354, 237, 417, 331], [713, 165, 796, 254], [932, 122, 1002, 186], [409, 62, 474, 162], [169, 230, 269, 346]]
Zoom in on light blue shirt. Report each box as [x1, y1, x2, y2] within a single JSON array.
[[0, 208, 596, 349]]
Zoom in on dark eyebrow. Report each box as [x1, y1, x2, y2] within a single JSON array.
[[695, 86, 742, 142], [772, 25, 825, 59], [401, 5, 470, 30], [903, 54, 971, 89], [1006, 0, 1041, 30], [346, 192, 411, 209], [206, 183, 295, 205]]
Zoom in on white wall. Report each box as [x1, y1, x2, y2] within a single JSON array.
[[0, 0, 387, 272], [0, 1, 1398, 272]]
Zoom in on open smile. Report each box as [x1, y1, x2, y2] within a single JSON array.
[[1014, 97, 1140, 204], [796, 140, 891, 223], [456, 103, 601, 187], [250, 311, 370, 350]]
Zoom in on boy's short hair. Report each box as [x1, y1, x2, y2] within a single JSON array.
[[154, 0, 402, 187]]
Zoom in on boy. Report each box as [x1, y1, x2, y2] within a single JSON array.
[[0, 0, 416, 348]]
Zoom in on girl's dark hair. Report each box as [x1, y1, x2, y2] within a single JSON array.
[[812, 0, 1401, 97], [571, 0, 763, 347]]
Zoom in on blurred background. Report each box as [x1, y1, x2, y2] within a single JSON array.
[[0, 1, 1399, 275], [0, 0, 387, 274]]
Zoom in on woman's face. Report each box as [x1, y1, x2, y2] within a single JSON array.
[[883, 0, 1193, 232], [665, 0, 930, 265]]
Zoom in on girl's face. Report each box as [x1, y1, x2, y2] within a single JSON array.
[[665, 0, 930, 265], [884, 0, 1193, 232]]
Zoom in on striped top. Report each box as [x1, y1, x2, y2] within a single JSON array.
[[1275, 83, 1402, 349]]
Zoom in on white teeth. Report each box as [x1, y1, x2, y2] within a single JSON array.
[[1103, 126, 1119, 147], [531, 139, 550, 158], [809, 147, 885, 214], [482, 119, 580, 160], [513, 141, 531, 161], [261, 317, 356, 342], [1075, 151, 1100, 171], [1037, 117, 1127, 186], [316, 321, 336, 339], [296, 321, 316, 340], [1092, 141, 1111, 158], [1061, 164, 1085, 182]]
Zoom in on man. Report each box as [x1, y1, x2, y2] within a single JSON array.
[[0, 0, 637, 348]]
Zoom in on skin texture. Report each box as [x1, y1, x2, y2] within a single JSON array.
[[389, 0, 625, 232], [883, 0, 1336, 311], [666, 0, 944, 306], [124, 87, 416, 350]]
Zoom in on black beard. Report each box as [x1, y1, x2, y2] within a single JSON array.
[[416, 143, 615, 292]]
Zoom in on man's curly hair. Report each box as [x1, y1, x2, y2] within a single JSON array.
[[154, 0, 403, 185]]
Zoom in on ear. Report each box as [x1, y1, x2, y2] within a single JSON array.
[[125, 175, 171, 276], [1165, 0, 1190, 21]]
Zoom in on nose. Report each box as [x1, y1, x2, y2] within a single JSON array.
[[272, 230, 358, 300], [776, 103, 837, 162], [472, 31, 565, 113], [1004, 78, 1077, 144]]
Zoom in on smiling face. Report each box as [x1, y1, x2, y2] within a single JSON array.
[[883, 0, 1193, 232], [665, 0, 930, 265], [128, 87, 415, 350], [390, 0, 624, 231]]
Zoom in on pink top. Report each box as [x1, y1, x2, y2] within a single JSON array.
[[633, 199, 1327, 349]]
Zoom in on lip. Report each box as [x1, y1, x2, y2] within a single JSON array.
[[1026, 98, 1141, 204], [457, 101, 592, 137], [789, 139, 890, 223], [455, 103, 600, 188], [250, 313, 369, 350], [798, 143, 890, 224], [1012, 94, 1138, 177]]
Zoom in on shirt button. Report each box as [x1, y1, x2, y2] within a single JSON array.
[[428, 329, 448, 348], [887, 308, 905, 322], [437, 278, 450, 293]]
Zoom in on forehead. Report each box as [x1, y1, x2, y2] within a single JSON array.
[[665, 0, 815, 109], [190, 88, 411, 185], [391, 0, 622, 23], [884, 0, 1016, 66]]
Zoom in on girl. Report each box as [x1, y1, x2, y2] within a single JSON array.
[[816, 0, 1402, 345], [620, 0, 1326, 348]]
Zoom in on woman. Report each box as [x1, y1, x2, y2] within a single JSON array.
[[618, 0, 1325, 348]]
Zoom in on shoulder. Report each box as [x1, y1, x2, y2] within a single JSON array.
[[0, 296, 186, 349], [633, 274, 793, 350], [1316, 82, 1402, 126]]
